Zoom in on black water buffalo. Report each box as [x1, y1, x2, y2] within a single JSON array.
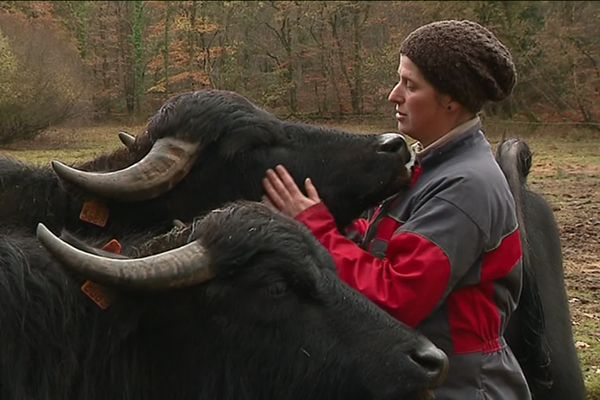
[[0, 201, 447, 400], [496, 139, 586, 400], [0, 90, 411, 245]]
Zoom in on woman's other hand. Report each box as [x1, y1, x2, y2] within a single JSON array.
[[262, 165, 321, 218]]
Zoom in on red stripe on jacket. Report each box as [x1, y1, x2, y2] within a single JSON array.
[[448, 229, 522, 354], [481, 229, 522, 281], [410, 165, 423, 187], [296, 202, 451, 328], [344, 219, 370, 242]]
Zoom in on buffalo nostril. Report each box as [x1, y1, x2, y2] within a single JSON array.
[[377, 133, 411, 165], [377, 133, 407, 153], [410, 342, 449, 387]]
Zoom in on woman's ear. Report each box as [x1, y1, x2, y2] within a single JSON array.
[[440, 94, 460, 112]]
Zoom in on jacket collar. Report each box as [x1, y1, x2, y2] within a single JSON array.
[[412, 116, 482, 166]]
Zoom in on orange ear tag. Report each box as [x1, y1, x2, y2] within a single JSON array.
[[81, 281, 115, 310], [101, 238, 122, 254], [80, 239, 122, 309], [79, 200, 110, 227]]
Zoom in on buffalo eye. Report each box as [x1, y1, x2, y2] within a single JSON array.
[[266, 281, 288, 298]]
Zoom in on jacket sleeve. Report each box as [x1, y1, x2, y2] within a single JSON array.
[[296, 198, 484, 328]]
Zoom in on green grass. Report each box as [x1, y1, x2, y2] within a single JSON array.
[[571, 288, 600, 400], [4, 148, 112, 165], [575, 319, 600, 398], [2, 124, 143, 165]]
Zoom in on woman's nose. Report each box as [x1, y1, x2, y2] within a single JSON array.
[[388, 83, 404, 103]]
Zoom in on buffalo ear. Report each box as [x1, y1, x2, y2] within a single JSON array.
[[218, 123, 284, 160]]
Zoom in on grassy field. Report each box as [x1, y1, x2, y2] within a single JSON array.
[[2, 121, 600, 398]]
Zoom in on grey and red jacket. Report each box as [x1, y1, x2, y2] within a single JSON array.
[[296, 121, 531, 399]]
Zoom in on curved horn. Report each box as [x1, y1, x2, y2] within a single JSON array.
[[37, 224, 214, 291], [118, 131, 136, 149], [52, 138, 200, 202]]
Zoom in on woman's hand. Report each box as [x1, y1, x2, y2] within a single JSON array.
[[262, 165, 321, 218]]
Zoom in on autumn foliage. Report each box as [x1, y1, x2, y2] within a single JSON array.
[[0, 1, 598, 144], [0, 7, 89, 144]]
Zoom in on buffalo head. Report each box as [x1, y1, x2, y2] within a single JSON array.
[[37, 201, 446, 400], [52, 90, 411, 230]]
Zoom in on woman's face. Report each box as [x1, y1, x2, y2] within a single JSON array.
[[388, 55, 449, 146]]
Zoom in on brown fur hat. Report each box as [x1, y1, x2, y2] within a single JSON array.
[[400, 20, 516, 112]]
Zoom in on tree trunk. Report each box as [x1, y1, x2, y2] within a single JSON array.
[[350, 3, 368, 114], [163, 1, 172, 95], [132, 0, 145, 115], [187, 1, 197, 91]]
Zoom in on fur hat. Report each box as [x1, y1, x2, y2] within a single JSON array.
[[400, 20, 516, 112]]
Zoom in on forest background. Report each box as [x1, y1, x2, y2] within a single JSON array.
[[0, 0, 599, 144]]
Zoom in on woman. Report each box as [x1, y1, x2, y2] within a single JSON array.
[[263, 20, 530, 399]]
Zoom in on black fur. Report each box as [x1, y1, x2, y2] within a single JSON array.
[[0, 157, 70, 233], [0, 202, 440, 400], [496, 139, 586, 400]]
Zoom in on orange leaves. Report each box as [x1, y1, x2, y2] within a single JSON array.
[[170, 71, 211, 87], [174, 14, 220, 35]]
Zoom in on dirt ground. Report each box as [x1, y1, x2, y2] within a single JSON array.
[[532, 168, 600, 321]]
